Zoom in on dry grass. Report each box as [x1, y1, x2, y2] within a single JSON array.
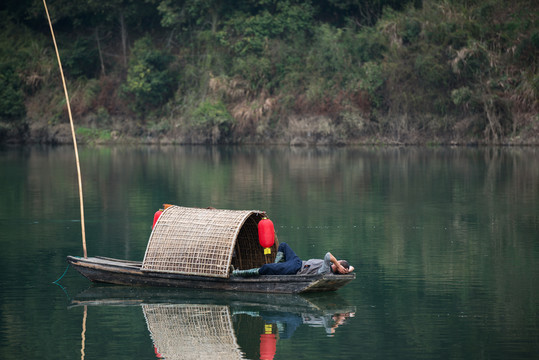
[[208, 74, 278, 136], [208, 75, 251, 100]]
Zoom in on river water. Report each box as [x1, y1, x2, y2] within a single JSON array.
[[0, 145, 537, 359]]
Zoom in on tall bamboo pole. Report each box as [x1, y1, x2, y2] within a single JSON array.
[[43, 0, 87, 258]]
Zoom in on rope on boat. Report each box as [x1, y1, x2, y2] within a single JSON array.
[[43, 0, 87, 258], [52, 264, 72, 300], [53, 263, 70, 284]]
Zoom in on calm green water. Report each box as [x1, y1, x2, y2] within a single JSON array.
[[0, 145, 538, 359]]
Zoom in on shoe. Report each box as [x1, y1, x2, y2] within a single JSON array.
[[274, 251, 284, 263], [232, 268, 260, 277]]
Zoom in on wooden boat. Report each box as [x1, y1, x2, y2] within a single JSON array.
[[67, 206, 355, 294], [67, 256, 354, 293]]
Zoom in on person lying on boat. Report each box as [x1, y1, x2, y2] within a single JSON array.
[[232, 242, 354, 277]]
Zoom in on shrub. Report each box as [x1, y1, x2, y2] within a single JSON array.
[[223, 2, 314, 56], [190, 100, 234, 143], [515, 31, 539, 66], [402, 19, 421, 45], [0, 65, 26, 122], [231, 55, 272, 91], [359, 62, 385, 107], [123, 36, 178, 115], [61, 37, 99, 78], [308, 24, 348, 75], [451, 86, 473, 106], [414, 53, 450, 86], [354, 26, 387, 62], [426, 22, 469, 49], [450, 42, 490, 80], [337, 111, 372, 138], [75, 127, 111, 143]]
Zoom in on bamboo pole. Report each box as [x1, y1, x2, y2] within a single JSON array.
[[43, 0, 87, 258]]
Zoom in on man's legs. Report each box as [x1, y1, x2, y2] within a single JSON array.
[[277, 242, 299, 262], [259, 242, 302, 275]]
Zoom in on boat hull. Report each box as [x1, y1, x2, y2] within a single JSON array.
[[67, 256, 355, 294]]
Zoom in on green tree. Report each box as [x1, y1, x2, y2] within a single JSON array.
[[0, 64, 26, 121], [123, 36, 178, 115], [319, 0, 420, 26], [154, 0, 234, 33], [190, 100, 234, 143]]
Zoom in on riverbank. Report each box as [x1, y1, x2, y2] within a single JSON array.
[[1, 0, 537, 147], [2, 111, 538, 146]]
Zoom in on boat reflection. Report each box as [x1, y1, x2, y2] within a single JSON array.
[[72, 286, 356, 359]]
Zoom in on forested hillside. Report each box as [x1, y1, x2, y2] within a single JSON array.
[[0, 0, 537, 145]]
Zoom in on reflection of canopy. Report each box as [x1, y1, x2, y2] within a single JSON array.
[[142, 206, 277, 278], [143, 304, 244, 360]]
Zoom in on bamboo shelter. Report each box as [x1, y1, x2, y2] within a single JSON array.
[[141, 206, 278, 278]]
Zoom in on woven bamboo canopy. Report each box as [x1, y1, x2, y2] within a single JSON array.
[[141, 206, 278, 278]]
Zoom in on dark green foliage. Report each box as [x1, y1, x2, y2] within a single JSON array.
[[402, 19, 422, 45], [61, 37, 99, 78], [216, 2, 315, 92], [307, 24, 348, 75], [515, 31, 539, 66], [475, 2, 495, 23], [451, 86, 473, 106], [232, 55, 272, 90], [455, 44, 490, 81], [0, 65, 26, 121], [354, 27, 387, 62], [425, 22, 469, 49], [359, 62, 385, 107], [322, 0, 419, 26], [414, 53, 450, 87], [222, 2, 314, 56], [0, 0, 536, 144], [191, 100, 234, 143], [123, 36, 178, 115]]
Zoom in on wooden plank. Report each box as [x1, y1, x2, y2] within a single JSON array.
[[94, 256, 142, 266]]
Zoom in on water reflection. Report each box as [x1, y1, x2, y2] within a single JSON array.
[[144, 304, 243, 359], [2, 145, 538, 359], [71, 287, 356, 359]]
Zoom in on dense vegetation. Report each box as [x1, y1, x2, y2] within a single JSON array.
[[0, 0, 537, 145]]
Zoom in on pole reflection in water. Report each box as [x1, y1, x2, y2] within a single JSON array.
[[71, 287, 356, 359], [81, 305, 87, 360]]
